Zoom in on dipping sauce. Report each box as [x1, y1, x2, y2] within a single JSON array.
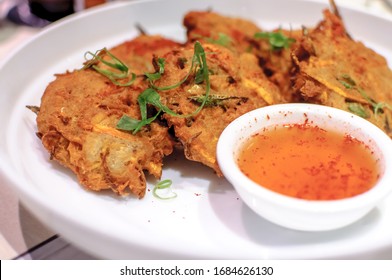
[[237, 124, 380, 200]]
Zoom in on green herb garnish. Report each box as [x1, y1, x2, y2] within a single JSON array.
[[254, 31, 295, 51], [83, 48, 136, 86], [374, 102, 392, 115], [338, 74, 356, 89], [145, 57, 166, 82], [116, 110, 161, 133], [153, 179, 177, 200], [193, 32, 233, 48], [189, 95, 248, 107], [338, 74, 391, 116], [347, 102, 369, 118], [206, 33, 233, 47], [116, 41, 211, 134], [152, 43, 210, 91]]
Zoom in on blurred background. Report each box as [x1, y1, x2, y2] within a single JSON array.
[[0, 0, 118, 59], [0, 0, 109, 27], [1, 0, 391, 28]]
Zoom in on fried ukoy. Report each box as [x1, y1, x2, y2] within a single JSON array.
[[253, 28, 303, 102], [35, 35, 179, 198], [183, 10, 299, 101], [184, 10, 261, 54], [291, 10, 392, 137], [104, 34, 182, 75], [153, 43, 282, 175]]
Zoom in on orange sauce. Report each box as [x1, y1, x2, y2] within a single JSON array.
[[237, 124, 380, 200]]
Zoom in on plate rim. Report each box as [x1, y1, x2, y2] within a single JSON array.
[[1, 0, 392, 259]]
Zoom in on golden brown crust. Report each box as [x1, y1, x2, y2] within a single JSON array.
[[36, 36, 178, 198], [154, 43, 282, 174], [291, 10, 392, 137], [104, 35, 182, 75], [34, 8, 392, 199], [183, 10, 300, 102], [184, 10, 261, 54]]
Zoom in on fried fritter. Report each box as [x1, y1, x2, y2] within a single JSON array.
[[253, 28, 303, 101], [106, 34, 182, 75], [183, 10, 299, 101], [291, 10, 392, 137], [184, 10, 261, 53], [35, 35, 179, 198], [34, 7, 392, 200], [153, 43, 282, 175]]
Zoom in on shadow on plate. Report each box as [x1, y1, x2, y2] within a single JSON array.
[[240, 202, 381, 246]]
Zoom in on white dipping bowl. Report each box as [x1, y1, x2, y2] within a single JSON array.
[[217, 103, 392, 231]]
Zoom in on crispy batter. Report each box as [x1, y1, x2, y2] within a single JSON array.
[[184, 10, 299, 101], [184, 10, 261, 53], [154, 43, 282, 175], [254, 29, 303, 101], [34, 8, 392, 200], [36, 36, 178, 198], [103, 34, 182, 75], [292, 10, 392, 137]]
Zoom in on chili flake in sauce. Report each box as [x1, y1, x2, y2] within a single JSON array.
[[237, 124, 380, 200]]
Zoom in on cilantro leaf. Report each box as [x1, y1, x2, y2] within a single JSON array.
[[254, 31, 295, 51]]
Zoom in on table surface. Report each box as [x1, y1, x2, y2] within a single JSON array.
[[1, 0, 392, 260]]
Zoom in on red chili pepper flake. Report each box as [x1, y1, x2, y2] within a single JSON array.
[[237, 123, 379, 200]]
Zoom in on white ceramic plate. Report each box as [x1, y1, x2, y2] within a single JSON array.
[[1, 0, 392, 259]]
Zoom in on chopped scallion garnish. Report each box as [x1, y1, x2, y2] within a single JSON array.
[[254, 31, 295, 51], [338, 74, 391, 116], [83, 48, 136, 86], [189, 95, 248, 107], [153, 179, 177, 200], [145, 57, 166, 82], [116, 41, 211, 134], [347, 102, 369, 118], [192, 32, 233, 48]]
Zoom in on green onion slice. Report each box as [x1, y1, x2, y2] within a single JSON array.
[[83, 48, 136, 86], [153, 179, 177, 200], [117, 41, 211, 134]]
